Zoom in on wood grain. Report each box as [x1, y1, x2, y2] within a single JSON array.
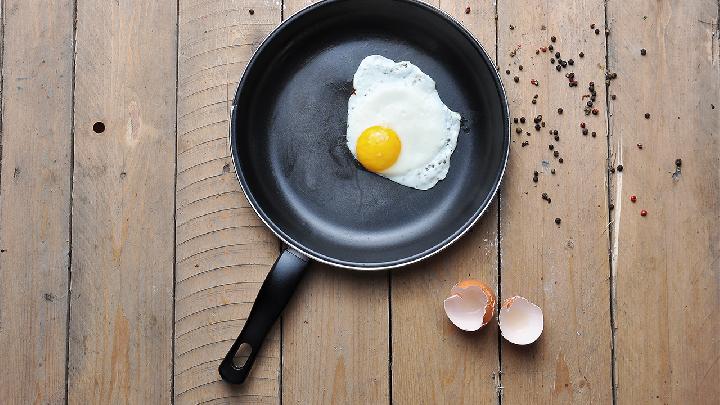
[[607, 1, 720, 403], [175, 0, 282, 403], [67, 0, 176, 402], [390, 1, 501, 403], [279, 1, 389, 404], [0, 1, 74, 403], [497, 1, 613, 403]]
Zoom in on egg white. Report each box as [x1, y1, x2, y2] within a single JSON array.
[[346, 55, 461, 190]]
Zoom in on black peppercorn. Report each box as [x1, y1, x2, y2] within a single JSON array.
[[675, 158, 682, 167], [644, 113, 650, 119], [555, 217, 561, 224], [558, 108, 563, 114], [617, 164, 624, 172], [506, 69, 511, 75], [559, 158, 564, 163], [514, 76, 520, 83], [579, 51, 584, 58], [520, 117, 526, 123], [640, 48, 647, 56], [514, 117, 519, 123], [516, 127, 522, 134], [551, 36, 556, 42]]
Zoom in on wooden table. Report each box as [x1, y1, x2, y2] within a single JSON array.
[[1, 0, 718, 403]]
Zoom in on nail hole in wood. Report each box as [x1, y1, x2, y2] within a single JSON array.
[[93, 121, 105, 133], [233, 343, 253, 369]]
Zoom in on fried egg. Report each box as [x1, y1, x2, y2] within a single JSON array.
[[346, 55, 461, 190]]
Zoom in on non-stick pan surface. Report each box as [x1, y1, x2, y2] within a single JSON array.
[[232, 0, 509, 269]]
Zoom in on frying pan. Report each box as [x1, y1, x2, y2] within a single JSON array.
[[219, 0, 509, 384]]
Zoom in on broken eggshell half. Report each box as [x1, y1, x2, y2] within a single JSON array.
[[498, 296, 544, 345], [443, 280, 497, 331]]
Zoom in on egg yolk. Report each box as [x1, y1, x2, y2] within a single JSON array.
[[355, 126, 401, 173]]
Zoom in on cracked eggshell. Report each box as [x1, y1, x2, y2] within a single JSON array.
[[499, 296, 543, 345], [443, 279, 497, 331]]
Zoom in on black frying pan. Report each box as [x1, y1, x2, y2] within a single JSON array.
[[219, 0, 509, 384]]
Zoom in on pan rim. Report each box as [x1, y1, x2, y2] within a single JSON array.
[[230, 0, 510, 270]]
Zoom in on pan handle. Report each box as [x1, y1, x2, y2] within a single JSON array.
[[219, 248, 309, 384]]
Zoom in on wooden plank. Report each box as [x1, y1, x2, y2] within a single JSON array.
[[607, 1, 720, 402], [67, 1, 176, 402], [0, 1, 74, 403], [175, 0, 282, 403], [279, 1, 389, 403], [497, 1, 613, 402], [390, 1, 501, 403]]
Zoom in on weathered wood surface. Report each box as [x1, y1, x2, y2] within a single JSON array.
[[391, 1, 502, 403], [0, 1, 718, 403], [280, 1, 390, 403], [174, 0, 282, 403], [607, 1, 720, 403], [0, 1, 74, 403], [67, 0, 177, 403], [497, 1, 613, 402]]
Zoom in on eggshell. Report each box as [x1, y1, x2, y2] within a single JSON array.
[[443, 280, 496, 331], [498, 296, 544, 345]]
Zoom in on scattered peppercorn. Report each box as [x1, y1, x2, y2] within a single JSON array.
[[592, 108, 599, 115], [555, 217, 561, 224], [520, 117, 526, 123], [568, 59, 574, 65], [465, 6, 471, 14], [551, 58, 556, 64], [551, 168, 556, 174], [557, 108, 563, 114], [249, 8, 255, 14], [553, 150, 560, 158], [541, 121, 546, 127], [580, 122, 586, 128], [533, 94, 538, 99], [532, 176, 538, 182], [533, 171, 539, 176], [611, 94, 616, 100], [590, 23, 596, 29], [587, 100, 593, 107], [557, 65, 562, 72], [523, 141, 530, 147], [553, 129, 558, 135], [548, 44, 554, 51], [644, 113, 650, 119], [640, 48, 646, 56], [519, 65, 524, 71], [609, 203, 615, 210], [535, 124, 541, 131], [582, 128, 588, 135], [514, 76, 519, 83], [536, 49, 540, 55], [531, 79, 539, 86], [617, 164, 623, 172], [549, 144, 554, 150], [610, 167, 615, 173], [579, 51, 584, 58], [515, 127, 522, 134], [506, 69, 510, 75], [532, 99, 537, 104], [611, 72, 617, 79], [637, 143, 643, 149], [675, 158, 682, 167], [513, 117, 519, 123], [554, 135, 560, 141], [595, 28, 600, 35], [559, 158, 564, 163], [542, 192, 548, 199], [551, 36, 556, 42], [509, 24, 515, 30], [640, 209, 647, 217], [630, 195, 637, 202], [591, 131, 597, 137]]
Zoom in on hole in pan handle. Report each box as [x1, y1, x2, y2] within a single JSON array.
[[219, 247, 309, 384]]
